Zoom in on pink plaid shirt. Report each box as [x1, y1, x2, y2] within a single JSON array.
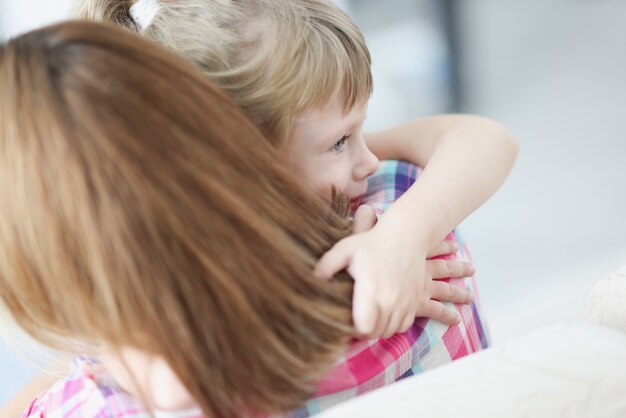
[[284, 161, 489, 417]]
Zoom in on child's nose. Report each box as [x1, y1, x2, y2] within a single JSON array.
[[354, 141, 379, 180]]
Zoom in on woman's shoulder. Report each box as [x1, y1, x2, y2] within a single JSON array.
[[20, 358, 148, 418], [21, 358, 205, 418]]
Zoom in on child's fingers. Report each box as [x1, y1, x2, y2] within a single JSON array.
[[352, 279, 379, 337], [427, 240, 458, 258], [398, 313, 415, 333], [351, 204, 377, 234], [382, 310, 404, 339], [429, 281, 472, 304], [371, 312, 390, 340], [427, 259, 475, 279], [418, 300, 461, 325], [313, 238, 355, 281]]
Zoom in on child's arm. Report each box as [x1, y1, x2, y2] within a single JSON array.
[[316, 115, 518, 338], [365, 114, 518, 247]]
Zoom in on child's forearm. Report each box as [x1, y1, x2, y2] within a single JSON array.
[[366, 115, 518, 250]]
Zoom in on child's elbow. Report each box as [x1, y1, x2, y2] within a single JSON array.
[[496, 121, 519, 163], [470, 115, 519, 161]]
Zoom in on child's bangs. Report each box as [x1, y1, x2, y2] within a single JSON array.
[[295, 29, 373, 113]]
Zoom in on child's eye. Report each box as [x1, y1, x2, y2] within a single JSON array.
[[331, 135, 350, 153]]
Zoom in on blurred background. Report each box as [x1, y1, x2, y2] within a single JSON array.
[[1, 0, 625, 407]]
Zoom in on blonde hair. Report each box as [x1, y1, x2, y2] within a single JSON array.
[[73, 0, 373, 147], [0, 21, 354, 418]]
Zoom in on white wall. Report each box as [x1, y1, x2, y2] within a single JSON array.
[[0, 0, 74, 39], [347, 0, 626, 344], [456, 1, 626, 342]]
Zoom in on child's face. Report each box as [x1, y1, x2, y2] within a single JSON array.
[[286, 97, 379, 211]]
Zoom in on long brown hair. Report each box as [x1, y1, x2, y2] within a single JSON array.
[[0, 21, 353, 418]]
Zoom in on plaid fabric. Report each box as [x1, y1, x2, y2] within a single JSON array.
[[22, 160, 489, 418], [285, 160, 490, 417], [21, 358, 203, 418]]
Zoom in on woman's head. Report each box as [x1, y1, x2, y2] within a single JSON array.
[[0, 21, 353, 418], [73, 0, 377, 201]]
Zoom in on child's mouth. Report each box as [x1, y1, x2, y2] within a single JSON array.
[[349, 195, 364, 213]]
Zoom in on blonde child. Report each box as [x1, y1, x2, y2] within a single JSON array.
[[71, 0, 518, 413]]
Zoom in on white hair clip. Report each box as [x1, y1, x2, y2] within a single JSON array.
[[129, 0, 162, 30]]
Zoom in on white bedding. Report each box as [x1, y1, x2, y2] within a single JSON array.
[[318, 323, 626, 418]]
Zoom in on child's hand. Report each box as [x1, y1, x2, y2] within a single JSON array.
[[314, 220, 474, 339], [351, 204, 378, 233]]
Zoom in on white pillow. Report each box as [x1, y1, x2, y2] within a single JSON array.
[[317, 323, 626, 418]]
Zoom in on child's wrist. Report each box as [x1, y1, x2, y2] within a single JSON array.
[[376, 212, 432, 256]]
